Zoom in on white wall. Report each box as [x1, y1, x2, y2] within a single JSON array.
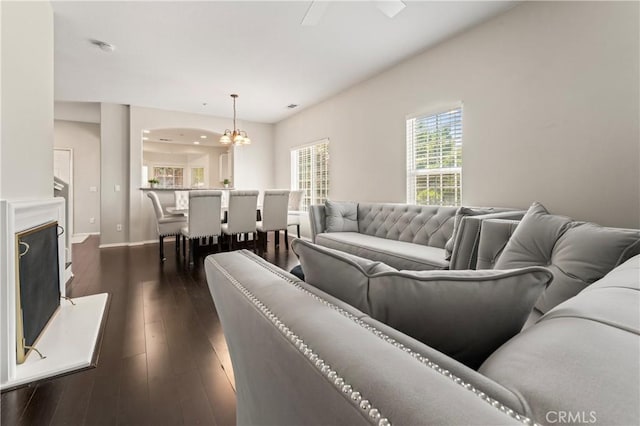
[[129, 106, 274, 244], [100, 103, 130, 246], [54, 101, 101, 124], [54, 120, 101, 234], [274, 1, 640, 229], [0, 0, 54, 386], [0, 1, 54, 201]]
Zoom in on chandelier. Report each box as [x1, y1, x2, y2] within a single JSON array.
[[219, 94, 251, 145]]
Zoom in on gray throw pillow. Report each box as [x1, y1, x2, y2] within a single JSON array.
[[444, 207, 496, 260], [369, 267, 552, 369], [292, 238, 552, 369], [292, 239, 392, 314], [325, 200, 358, 233], [495, 202, 640, 313]]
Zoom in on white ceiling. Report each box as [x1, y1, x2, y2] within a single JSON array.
[[52, 1, 516, 124], [143, 128, 224, 147]]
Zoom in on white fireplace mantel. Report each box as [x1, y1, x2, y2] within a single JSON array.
[[1, 198, 67, 386]]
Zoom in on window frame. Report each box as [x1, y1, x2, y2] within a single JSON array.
[[406, 105, 463, 207], [290, 139, 330, 211], [152, 165, 184, 188], [190, 167, 205, 188]]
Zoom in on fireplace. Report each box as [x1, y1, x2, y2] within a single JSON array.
[[15, 221, 61, 363], [1, 198, 108, 390]]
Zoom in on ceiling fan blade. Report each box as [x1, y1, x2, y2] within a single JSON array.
[[375, 0, 406, 18], [301, 1, 330, 26]]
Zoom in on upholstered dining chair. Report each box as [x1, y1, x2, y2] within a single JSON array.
[[147, 191, 187, 261], [257, 190, 291, 252], [174, 190, 189, 210], [180, 190, 223, 264], [287, 190, 305, 238], [222, 190, 259, 251]]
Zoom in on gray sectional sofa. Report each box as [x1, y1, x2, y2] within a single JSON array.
[[310, 201, 524, 270], [204, 202, 640, 425]]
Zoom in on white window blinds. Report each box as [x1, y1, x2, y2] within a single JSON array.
[[407, 107, 462, 206], [291, 140, 330, 211]]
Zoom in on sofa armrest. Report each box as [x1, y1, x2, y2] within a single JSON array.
[[309, 204, 326, 243], [205, 251, 530, 426], [449, 211, 525, 270], [476, 219, 521, 270]]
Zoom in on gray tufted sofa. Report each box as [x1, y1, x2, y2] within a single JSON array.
[[205, 250, 639, 425], [310, 202, 524, 270]]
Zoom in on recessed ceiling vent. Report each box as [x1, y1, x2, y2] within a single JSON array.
[[287, 104, 299, 109]]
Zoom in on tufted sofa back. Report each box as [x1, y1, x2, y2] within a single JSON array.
[[357, 203, 457, 248]]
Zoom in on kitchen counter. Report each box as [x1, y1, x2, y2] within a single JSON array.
[[139, 187, 233, 191]]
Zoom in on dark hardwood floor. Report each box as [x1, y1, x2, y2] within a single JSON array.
[[1, 234, 298, 425]]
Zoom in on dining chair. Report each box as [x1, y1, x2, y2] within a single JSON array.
[[257, 190, 291, 252], [287, 190, 305, 238], [147, 191, 187, 261], [174, 190, 189, 210], [221, 189, 230, 208], [180, 190, 222, 265], [220, 188, 230, 223], [221, 190, 259, 251]]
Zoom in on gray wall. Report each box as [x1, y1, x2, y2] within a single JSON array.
[[54, 120, 101, 234], [274, 1, 640, 229], [1, 1, 54, 201], [100, 104, 130, 246]]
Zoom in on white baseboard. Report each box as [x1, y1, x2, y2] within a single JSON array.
[[128, 239, 159, 246], [73, 232, 100, 237], [99, 238, 175, 248], [98, 241, 129, 249]]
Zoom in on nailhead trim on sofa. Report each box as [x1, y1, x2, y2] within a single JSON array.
[[225, 250, 538, 426]]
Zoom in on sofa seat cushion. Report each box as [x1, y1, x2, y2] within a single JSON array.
[[480, 255, 640, 426], [315, 232, 449, 270]]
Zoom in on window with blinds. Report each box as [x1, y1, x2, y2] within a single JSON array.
[[407, 107, 462, 206], [291, 140, 330, 211]]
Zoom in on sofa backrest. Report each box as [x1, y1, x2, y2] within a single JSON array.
[[357, 203, 457, 248], [310, 202, 458, 247], [479, 255, 640, 426], [205, 250, 531, 425], [484, 202, 640, 314]]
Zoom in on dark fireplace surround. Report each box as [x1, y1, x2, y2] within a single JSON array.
[[15, 221, 61, 363]]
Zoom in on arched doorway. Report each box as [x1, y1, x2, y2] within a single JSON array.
[[142, 128, 232, 189]]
